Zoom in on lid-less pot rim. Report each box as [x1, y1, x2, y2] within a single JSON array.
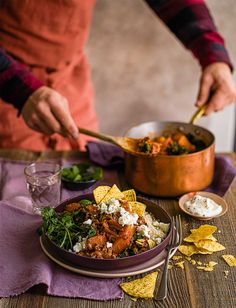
[[123, 120, 215, 158]]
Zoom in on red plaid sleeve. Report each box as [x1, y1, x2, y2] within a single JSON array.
[[144, 0, 233, 70], [0, 48, 44, 113]]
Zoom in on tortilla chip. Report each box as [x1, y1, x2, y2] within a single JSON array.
[[93, 186, 111, 204], [184, 234, 217, 243], [175, 261, 185, 269], [120, 271, 158, 299], [224, 270, 229, 278], [197, 266, 214, 272], [184, 225, 217, 242], [194, 240, 225, 252], [122, 189, 136, 202], [99, 184, 124, 204], [197, 261, 217, 272], [129, 201, 146, 217], [178, 245, 213, 257], [185, 256, 192, 262], [208, 261, 218, 267], [190, 259, 196, 265], [222, 255, 236, 267], [173, 256, 183, 261]]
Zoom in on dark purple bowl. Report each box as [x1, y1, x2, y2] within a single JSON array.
[[61, 176, 97, 190], [42, 193, 172, 270]]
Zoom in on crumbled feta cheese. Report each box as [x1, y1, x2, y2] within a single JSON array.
[[99, 198, 138, 225], [99, 198, 121, 214], [83, 219, 92, 225], [106, 198, 121, 214], [99, 202, 108, 214], [73, 239, 86, 253], [108, 198, 120, 207], [106, 242, 113, 248], [137, 225, 150, 238], [118, 207, 138, 226]]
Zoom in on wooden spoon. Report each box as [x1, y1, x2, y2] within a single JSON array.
[[78, 127, 140, 154], [78, 105, 207, 155]]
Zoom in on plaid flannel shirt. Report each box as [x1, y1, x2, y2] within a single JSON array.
[[0, 0, 233, 112]]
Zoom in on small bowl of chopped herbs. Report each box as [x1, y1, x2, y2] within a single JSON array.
[[61, 163, 103, 190]]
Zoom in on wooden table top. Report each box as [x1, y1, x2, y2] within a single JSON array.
[[0, 150, 235, 308]]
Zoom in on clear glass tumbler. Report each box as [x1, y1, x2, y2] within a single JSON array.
[[24, 162, 61, 214]]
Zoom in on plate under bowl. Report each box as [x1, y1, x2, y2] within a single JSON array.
[[42, 193, 172, 270]]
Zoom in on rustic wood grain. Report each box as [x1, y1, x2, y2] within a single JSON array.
[[0, 151, 235, 308]]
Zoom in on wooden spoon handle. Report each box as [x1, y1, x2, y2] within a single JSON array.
[[78, 127, 118, 145]]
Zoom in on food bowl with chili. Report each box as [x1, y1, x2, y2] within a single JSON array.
[[40, 189, 172, 270]]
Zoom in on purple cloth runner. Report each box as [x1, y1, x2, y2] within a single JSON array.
[[0, 144, 235, 299], [0, 157, 122, 300], [0, 202, 122, 299]]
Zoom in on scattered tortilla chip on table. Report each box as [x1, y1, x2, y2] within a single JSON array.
[[208, 261, 218, 267], [120, 271, 158, 299], [175, 261, 185, 269], [224, 270, 229, 278], [173, 256, 183, 261], [184, 225, 217, 243], [222, 255, 236, 267], [197, 261, 218, 272], [178, 245, 213, 257], [194, 240, 225, 252]]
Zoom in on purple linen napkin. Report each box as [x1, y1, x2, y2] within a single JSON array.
[[0, 157, 123, 299], [87, 141, 236, 196], [86, 141, 124, 168], [0, 201, 122, 299], [205, 155, 236, 196]]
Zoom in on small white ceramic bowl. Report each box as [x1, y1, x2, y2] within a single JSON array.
[[178, 191, 228, 221]]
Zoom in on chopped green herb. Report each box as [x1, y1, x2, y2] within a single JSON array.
[[138, 142, 152, 153], [80, 199, 93, 206], [61, 163, 103, 182]]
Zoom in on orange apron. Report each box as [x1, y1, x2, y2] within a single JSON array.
[[0, 0, 98, 151]]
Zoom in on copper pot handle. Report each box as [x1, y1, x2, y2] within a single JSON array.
[[189, 104, 207, 125]]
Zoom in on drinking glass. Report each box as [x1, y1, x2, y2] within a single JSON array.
[[24, 162, 61, 214]]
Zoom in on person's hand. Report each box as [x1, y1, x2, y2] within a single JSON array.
[[195, 62, 236, 115], [21, 86, 79, 139]]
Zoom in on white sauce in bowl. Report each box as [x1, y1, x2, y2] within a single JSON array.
[[184, 195, 222, 217]]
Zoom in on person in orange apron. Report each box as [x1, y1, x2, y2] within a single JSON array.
[[0, 0, 235, 151], [0, 0, 98, 151]]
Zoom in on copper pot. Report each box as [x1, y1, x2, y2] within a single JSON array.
[[124, 121, 215, 197]]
